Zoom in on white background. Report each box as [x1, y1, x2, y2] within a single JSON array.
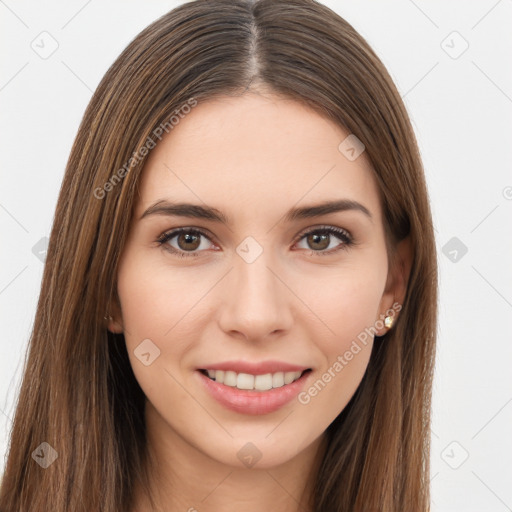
[[1, 1, 511, 510]]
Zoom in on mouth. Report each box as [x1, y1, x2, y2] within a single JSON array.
[[196, 367, 313, 415], [198, 368, 312, 391]]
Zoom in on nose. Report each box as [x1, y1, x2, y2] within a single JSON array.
[[217, 250, 294, 342]]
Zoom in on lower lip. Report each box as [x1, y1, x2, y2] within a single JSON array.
[[196, 370, 311, 415]]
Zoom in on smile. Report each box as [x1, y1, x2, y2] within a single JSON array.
[[200, 369, 306, 391], [196, 366, 313, 415]]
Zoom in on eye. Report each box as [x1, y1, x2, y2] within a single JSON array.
[[157, 228, 216, 258], [157, 225, 354, 259], [294, 226, 353, 256]]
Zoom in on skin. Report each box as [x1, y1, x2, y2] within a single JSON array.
[[108, 91, 410, 512]]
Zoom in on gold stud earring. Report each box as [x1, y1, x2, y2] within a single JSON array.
[[384, 315, 394, 329]]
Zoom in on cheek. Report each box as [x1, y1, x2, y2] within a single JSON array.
[[117, 254, 212, 342], [296, 259, 386, 348], [116, 256, 213, 411], [292, 261, 386, 418], [115, 257, 199, 400]]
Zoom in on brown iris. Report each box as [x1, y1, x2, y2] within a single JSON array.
[[307, 233, 330, 251], [177, 232, 201, 251]]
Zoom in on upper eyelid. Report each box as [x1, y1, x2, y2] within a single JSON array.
[[295, 224, 352, 240], [158, 226, 217, 244]]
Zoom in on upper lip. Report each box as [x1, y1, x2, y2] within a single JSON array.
[[198, 360, 311, 375]]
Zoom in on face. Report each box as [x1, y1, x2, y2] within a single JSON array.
[[111, 92, 402, 469]]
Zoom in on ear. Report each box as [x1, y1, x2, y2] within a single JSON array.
[[106, 295, 124, 334], [376, 236, 413, 335]]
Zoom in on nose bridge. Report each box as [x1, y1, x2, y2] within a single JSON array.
[[218, 241, 292, 339], [237, 252, 278, 304]]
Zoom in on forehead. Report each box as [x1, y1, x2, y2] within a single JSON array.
[[135, 93, 382, 224]]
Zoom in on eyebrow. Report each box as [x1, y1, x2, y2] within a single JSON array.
[[139, 199, 372, 224]]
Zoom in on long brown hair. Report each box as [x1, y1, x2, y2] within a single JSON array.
[[0, 1, 437, 510]]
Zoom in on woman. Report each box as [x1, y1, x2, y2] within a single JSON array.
[[0, 0, 437, 510]]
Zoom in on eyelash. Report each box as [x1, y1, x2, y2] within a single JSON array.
[[156, 225, 354, 259]]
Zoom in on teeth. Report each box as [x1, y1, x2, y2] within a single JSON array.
[[254, 373, 273, 391], [204, 369, 304, 391], [284, 371, 297, 384], [224, 371, 237, 387], [272, 372, 285, 388], [237, 373, 254, 390]]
